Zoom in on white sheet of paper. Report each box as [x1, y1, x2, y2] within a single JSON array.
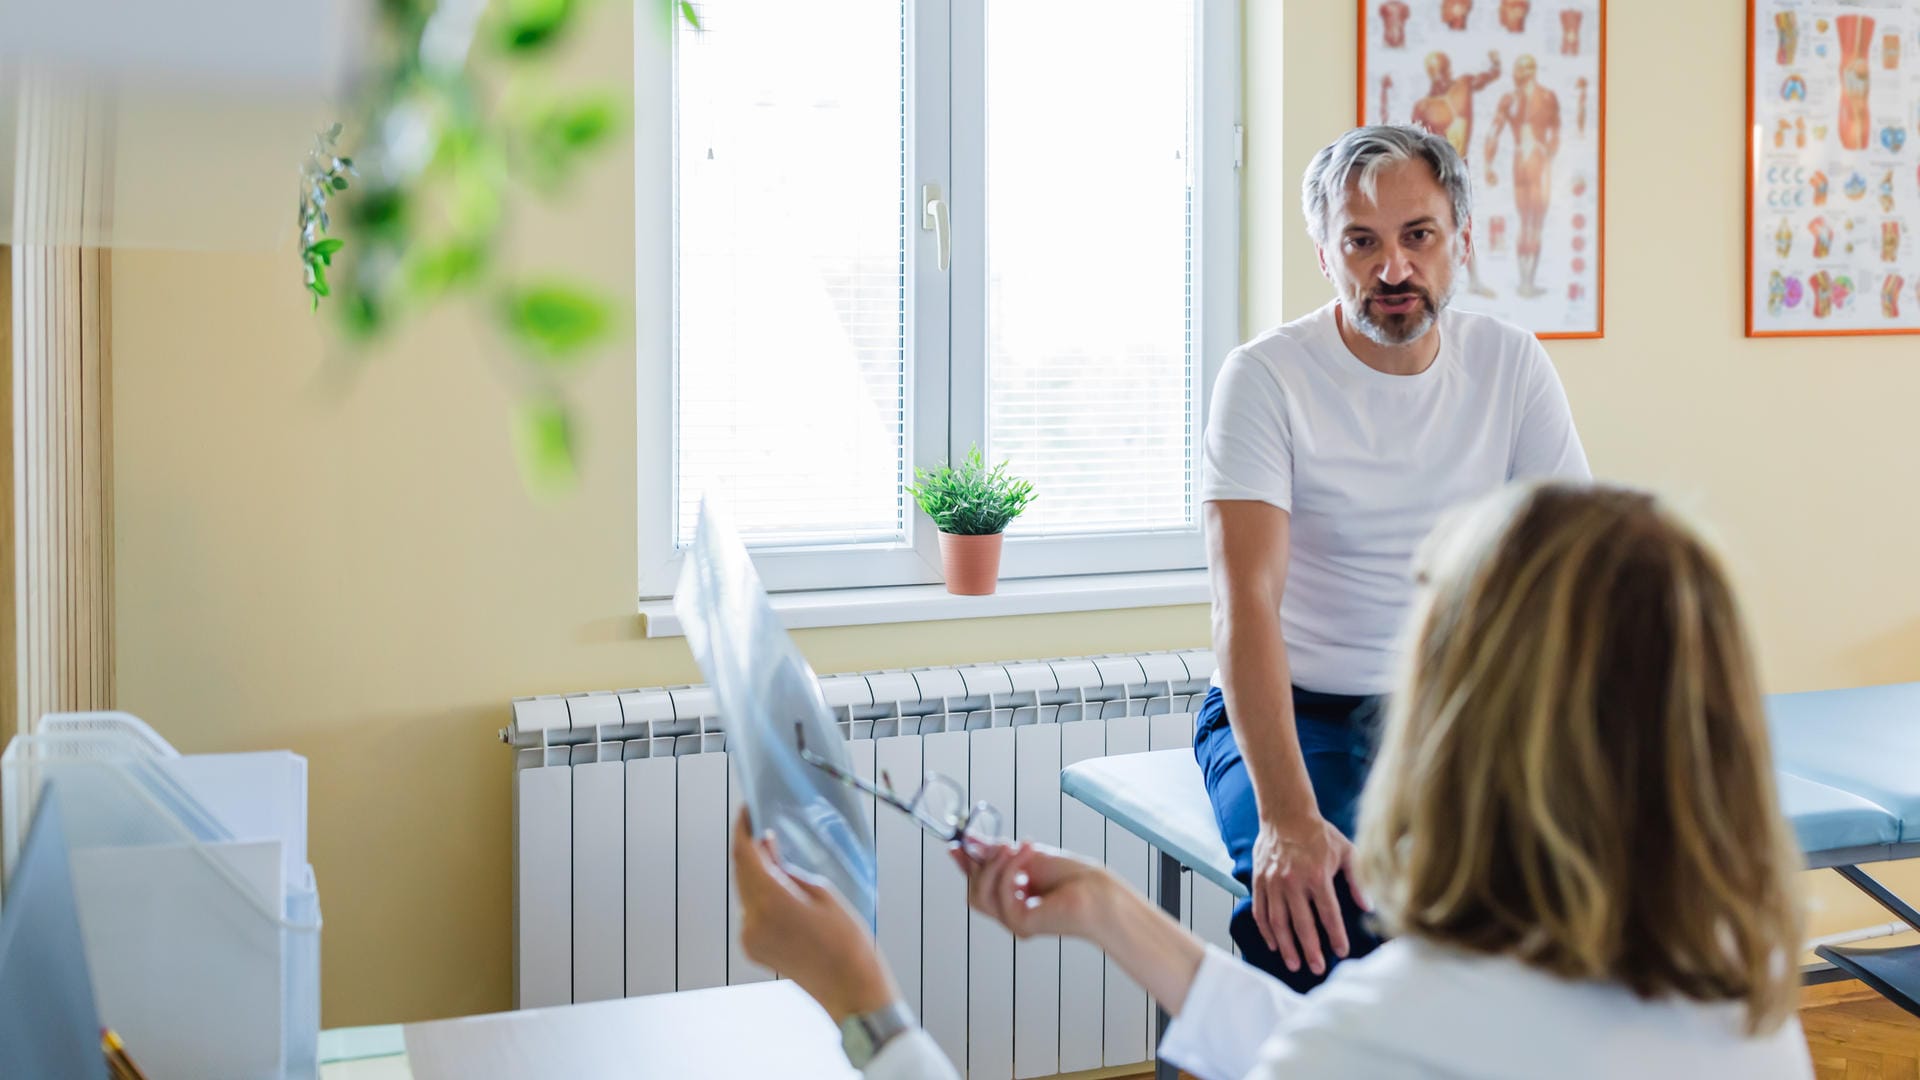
[[160, 751, 308, 888]]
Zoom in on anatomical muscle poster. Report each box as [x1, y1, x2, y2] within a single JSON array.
[[1361, 0, 1606, 338], [1749, 1, 1920, 336]]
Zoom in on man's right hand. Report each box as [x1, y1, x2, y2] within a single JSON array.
[[1250, 813, 1367, 976]]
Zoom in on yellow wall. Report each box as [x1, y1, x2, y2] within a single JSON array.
[[107, 0, 1919, 1028]]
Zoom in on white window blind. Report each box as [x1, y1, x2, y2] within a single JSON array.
[[674, 1, 909, 549], [985, 0, 1197, 538], [643, 1, 1238, 597]]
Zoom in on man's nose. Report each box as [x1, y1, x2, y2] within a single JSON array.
[[1377, 246, 1415, 285]]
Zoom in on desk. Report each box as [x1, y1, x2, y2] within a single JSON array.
[[319, 980, 858, 1079]]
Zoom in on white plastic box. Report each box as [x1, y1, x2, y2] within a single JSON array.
[[2, 713, 320, 1079]]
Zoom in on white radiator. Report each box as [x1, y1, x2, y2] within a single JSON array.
[[506, 649, 1238, 1080]]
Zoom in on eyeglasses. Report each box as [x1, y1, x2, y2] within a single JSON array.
[[795, 723, 1003, 855]]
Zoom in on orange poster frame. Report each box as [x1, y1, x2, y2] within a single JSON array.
[[1356, 0, 1607, 340], [1745, 1, 1920, 338]]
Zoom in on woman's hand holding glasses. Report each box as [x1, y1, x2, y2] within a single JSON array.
[[949, 840, 1117, 942]]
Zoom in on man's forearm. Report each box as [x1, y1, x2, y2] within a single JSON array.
[[1215, 599, 1318, 820]]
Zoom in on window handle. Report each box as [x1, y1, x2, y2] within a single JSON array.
[[921, 183, 951, 272]]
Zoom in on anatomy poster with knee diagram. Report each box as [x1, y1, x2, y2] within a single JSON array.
[[1750, 1, 1920, 335], [1361, 0, 1605, 338]]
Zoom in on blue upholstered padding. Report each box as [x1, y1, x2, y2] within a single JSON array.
[[1771, 682, 1920, 844], [1062, 683, 1920, 884], [1061, 751, 1245, 898], [1775, 770, 1900, 854]]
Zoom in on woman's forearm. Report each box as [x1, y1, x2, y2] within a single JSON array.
[[1086, 870, 1208, 1015]]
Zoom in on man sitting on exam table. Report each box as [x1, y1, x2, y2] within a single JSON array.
[[1201, 122, 1587, 998], [732, 483, 1815, 1079]]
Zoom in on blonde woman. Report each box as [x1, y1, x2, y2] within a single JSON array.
[[733, 482, 1811, 1078]]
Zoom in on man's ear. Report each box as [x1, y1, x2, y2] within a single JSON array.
[[1456, 219, 1475, 266], [1316, 242, 1332, 281]]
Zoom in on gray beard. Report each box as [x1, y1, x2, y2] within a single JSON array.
[[1349, 274, 1459, 346], [1351, 302, 1435, 346]]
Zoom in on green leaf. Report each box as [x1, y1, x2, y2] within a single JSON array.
[[432, 123, 483, 170], [377, 0, 427, 34], [406, 241, 487, 296], [347, 187, 409, 239], [544, 96, 620, 152], [523, 94, 625, 183], [512, 399, 578, 492], [499, 0, 574, 51], [331, 176, 349, 191], [308, 238, 344, 257], [337, 288, 383, 337], [500, 284, 613, 360], [311, 262, 330, 296], [450, 173, 502, 233], [679, 1, 701, 30], [328, 122, 344, 139], [902, 444, 1035, 535]]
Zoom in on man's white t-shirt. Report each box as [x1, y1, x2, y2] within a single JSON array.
[[1202, 301, 1591, 696]]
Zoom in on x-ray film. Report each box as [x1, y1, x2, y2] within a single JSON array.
[[673, 500, 878, 925]]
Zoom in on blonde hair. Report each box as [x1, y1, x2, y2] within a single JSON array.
[[1355, 483, 1804, 1033]]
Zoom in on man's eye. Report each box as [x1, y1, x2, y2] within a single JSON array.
[[1407, 229, 1433, 243], [1347, 236, 1374, 251]]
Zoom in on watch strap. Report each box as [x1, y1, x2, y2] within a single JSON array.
[[840, 1000, 917, 1068]]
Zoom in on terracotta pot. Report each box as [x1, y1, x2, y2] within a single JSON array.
[[937, 532, 1004, 595]]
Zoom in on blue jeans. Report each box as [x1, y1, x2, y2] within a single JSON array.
[[1193, 684, 1386, 991]]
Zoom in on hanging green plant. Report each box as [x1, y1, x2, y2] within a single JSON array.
[[301, 0, 700, 492], [298, 124, 355, 311]]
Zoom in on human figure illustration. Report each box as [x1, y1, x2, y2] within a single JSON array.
[[1381, 0, 1411, 47], [1412, 50, 1503, 296], [1486, 55, 1561, 298], [1559, 9, 1582, 55], [1837, 14, 1874, 151]]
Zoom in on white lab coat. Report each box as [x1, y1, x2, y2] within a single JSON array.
[[864, 937, 1812, 1080]]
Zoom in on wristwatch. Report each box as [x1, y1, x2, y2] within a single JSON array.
[[839, 1000, 917, 1068]]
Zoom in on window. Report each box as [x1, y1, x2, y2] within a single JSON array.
[[639, 1, 1240, 597]]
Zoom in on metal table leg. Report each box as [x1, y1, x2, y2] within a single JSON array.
[[1154, 850, 1182, 1080], [1815, 864, 1920, 1018]]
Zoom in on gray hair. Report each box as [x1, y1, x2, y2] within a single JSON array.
[[1301, 125, 1473, 246]]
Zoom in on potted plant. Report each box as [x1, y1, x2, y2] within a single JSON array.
[[906, 446, 1037, 596]]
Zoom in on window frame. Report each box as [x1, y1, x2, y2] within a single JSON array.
[[638, 0, 1241, 600]]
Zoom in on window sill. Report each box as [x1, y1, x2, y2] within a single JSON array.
[[637, 569, 1211, 639]]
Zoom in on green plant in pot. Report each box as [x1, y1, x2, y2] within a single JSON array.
[[905, 446, 1037, 596]]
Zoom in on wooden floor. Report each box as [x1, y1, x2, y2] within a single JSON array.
[[1804, 981, 1920, 1080], [1101, 981, 1920, 1080]]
